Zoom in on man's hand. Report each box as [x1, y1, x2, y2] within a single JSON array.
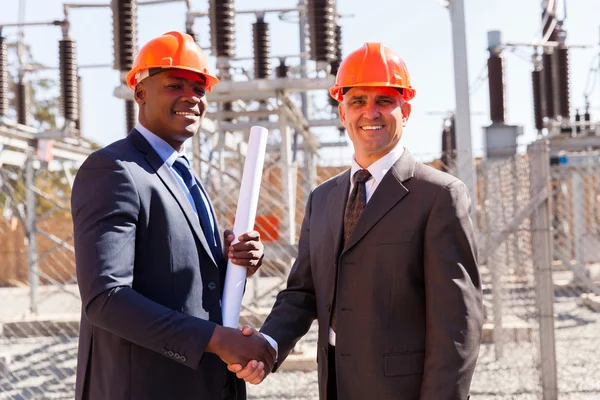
[[227, 325, 273, 384], [223, 230, 264, 277], [206, 325, 275, 374]]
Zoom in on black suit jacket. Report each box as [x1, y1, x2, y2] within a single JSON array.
[[261, 149, 483, 400], [72, 130, 245, 399]]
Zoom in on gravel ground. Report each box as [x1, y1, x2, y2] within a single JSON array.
[[1, 295, 599, 399]]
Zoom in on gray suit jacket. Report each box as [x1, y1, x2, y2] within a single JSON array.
[[261, 149, 483, 400], [71, 130, 245, 399]]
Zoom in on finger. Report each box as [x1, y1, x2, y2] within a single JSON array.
[[235, 360, 259, 380], [241, 325, 255, 336], [228, 364, 243, 373], [250, 368, 266, 385], [238, 231, 260, 242], [223, 229, 235, 246], [230, 240, 262, 252], [242, 361, 264, 383]]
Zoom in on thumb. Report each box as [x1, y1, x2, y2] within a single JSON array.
[[223, 229, 235, 246], [241, 325, 254, 336], [228, 364, 243, 373]]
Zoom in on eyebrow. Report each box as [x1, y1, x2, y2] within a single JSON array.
[[348, 94, 397, 101], [166, 76, 206, 87]]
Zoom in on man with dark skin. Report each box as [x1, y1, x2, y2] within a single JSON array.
[[71, 31, 275, 400]]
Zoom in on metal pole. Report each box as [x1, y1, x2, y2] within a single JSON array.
[[528, 139, 558, 400], [25, 149, 39, 314], [447, 0, 476, 212], [279, 112, 296, 244], [572, 173, 585, 269]]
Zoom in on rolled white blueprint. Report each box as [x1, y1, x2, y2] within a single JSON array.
[[222, 126, 269, 328]]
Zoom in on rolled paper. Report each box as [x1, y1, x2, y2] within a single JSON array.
[[222, 125, 269, 328]]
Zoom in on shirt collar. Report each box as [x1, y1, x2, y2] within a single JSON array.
[[136, 122, 183, 168], [350, 143, 404, 185]]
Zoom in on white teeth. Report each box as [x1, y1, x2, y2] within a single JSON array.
[[175, 111, 197, 116], [362, 125, 383, 130]]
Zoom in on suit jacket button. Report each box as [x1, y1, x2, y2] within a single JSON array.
[[327, 304, 332, 312], [168, 350, 174, 357], [181, 356, 187, 362], [321, 347, 327, 356], [162, 348, 168, 354], [174, 353, 181, 360], [208, 282, 217, 291]]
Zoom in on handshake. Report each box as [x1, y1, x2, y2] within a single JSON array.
[[207, 324, 276, 385]]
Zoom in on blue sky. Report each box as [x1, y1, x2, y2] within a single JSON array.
[[1, 0, 599, 162]]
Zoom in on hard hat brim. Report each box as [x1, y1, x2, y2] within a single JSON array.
[[126, 65, 220, 91]]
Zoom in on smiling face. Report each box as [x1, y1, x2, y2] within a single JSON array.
[[134, 69, 207, 151], [339, 86, 411, 168]]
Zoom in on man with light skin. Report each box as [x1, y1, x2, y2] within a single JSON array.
[[230, 42, 483, 400]]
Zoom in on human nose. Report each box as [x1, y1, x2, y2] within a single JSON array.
[[181, 87, 202, 104], [363, 101, 381, 119]]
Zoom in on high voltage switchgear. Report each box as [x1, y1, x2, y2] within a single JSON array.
[[0, 36, 8, 118], [209, 0, 236, 59], [556, 46, 570, 119], [487, 50, 505, 123], [16, 80, 29, 125], [532, 67, 544, 130], [59, 39, 79, 122], [306, 0, 337, 62], [275, 58, 289, 78], [111, 0, 137, 72], [252, 17, 271, 79], [542, 51, 555, 119], [330, 24, 342, 76]]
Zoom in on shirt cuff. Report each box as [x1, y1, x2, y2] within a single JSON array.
[[260, 333, 278, 359]]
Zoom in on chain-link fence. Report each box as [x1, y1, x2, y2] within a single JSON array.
[[2, 141, 600, 399]]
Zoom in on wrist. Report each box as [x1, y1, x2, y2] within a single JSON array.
[[206, 324, 224, 354]]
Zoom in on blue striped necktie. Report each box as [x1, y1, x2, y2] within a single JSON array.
[[172, 156, 221, 261]]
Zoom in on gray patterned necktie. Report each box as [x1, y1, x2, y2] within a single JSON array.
[[332, 169, 372, 333], [343, 169, 372, 245]]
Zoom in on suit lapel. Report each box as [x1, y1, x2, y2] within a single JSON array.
[[342, 149, 417, 253], [327, 170, 351, 259], [130, 130, 218, 267]]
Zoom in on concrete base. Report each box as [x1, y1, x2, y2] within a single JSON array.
[[581, 293, 600, 312], [482, 316, 533, 343], [0, 353, 11, 377]]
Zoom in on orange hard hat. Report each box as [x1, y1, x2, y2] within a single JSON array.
[[329, 42, 416, 102], [126, 31, 219, 91]]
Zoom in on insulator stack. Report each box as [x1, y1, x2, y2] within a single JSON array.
[[487, 52, 505, 123], [209, 0, 235, 58], [542, 52, 555, 119], [16, 80, 29, 126], [75, 76, 82, 133], [252, 17, 271, 79], [329, 24, 342, 76], [532, 69, 544, 131], [574, 111, 581, 134], [125, 100, 136, 134], [556, 46, 570, 119], [275, 58, 289, 78], [223, 101, 233, 122], [113, 0, 137, 71], [59, 39, 79, 122], [306, 0, 336, 62], [440, 117, 456, 173], [0, 36, 8, 118]]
